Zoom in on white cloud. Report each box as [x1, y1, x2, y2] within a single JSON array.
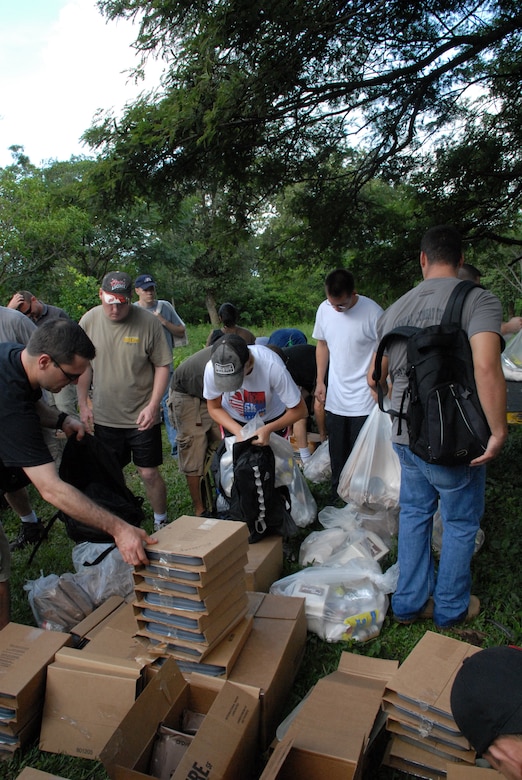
[[0, 0, 163, 167]]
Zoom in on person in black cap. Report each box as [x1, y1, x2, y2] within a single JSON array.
[[203, 334, 307, 447], [451, 645, 522, 778], [78, 272, 173, 531], [134, 273, 186, 456]]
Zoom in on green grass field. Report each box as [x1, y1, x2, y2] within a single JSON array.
[[2, 322, 521, 779]]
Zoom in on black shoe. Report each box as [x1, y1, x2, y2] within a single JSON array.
[[9, 521, 47, 552]]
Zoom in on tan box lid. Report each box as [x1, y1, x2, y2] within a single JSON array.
[[0, 623, 70, 701], [144, 516, 249, 572]]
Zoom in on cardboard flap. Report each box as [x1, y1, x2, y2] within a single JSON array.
[[53, 647, 142, 678], [336, 651, 398, 682]]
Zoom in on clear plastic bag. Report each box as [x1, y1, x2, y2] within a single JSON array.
[[303, 440, 331, 484], [337, 404, 400, 509], [318, 501, 399, 547], [299, 526, 389, 566], [502, 330, 522, 377], [72, 542, 135, 605], [287, 457, 317, 528], [24, 571, 95, 631], [270, 558, 399, 642]]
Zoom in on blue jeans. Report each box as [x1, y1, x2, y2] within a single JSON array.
[[392, 444, 486, 628], [161, 380, 177, 456]]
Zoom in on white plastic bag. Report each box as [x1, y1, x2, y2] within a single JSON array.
[[270, 558, 399, 642], [303, 440, 331, 484], [502, 330, 522, 377], [287, 457, 317, 528], [337, 404, 400, 509], [299, 526, 389, 566], [318, 502, 399, 546], [72, 542, 134, 605]]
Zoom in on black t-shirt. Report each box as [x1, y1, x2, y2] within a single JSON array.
[[282, 345, 318, 392], [0, 343, 53, 468]]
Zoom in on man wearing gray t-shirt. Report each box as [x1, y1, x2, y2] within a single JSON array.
[[368, 225, 507, 630]]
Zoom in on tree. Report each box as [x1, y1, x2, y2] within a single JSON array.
[[90, 0, 522, 251]]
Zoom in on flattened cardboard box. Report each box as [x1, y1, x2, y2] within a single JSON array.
[[260, 651, 398, 780], [382, 736, 447, 780], [144, 516, 249, 576], [384, 631, 481, 734], [133, 570, 246, 619], [245, 536, 283, 593], [39, 646, 145, 760], [70, 595, 126, 646], [101, 657, 260, 780], [0, 623, 70, 731]]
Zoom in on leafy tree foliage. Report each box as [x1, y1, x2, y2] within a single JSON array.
[[91, 0, 522, 250]]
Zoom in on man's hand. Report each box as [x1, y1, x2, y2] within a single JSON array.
[[136, 403, 160, 431], [471, 432, 508, 466], [62, 416, 87, 440], [79, 404, 94, 434], [250, 427, 271, 446], [314, 380, 327, 405], [112, 523, 157, 566], [7, 292, 25, 311]]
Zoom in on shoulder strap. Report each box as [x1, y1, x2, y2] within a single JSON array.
[[441, 280, 477, 326], [373, 326, 419, 418]]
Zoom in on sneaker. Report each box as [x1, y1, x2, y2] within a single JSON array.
[[9, 520, 47, 552], [435, 595, 481, 630], [154, 519, 170, 532]]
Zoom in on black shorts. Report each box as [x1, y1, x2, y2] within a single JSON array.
[[94, 424, 163, 469], [0, 462, 30, 494]]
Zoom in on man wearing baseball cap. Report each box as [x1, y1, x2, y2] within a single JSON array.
[[134, 273, 186, 456], [77, 272, 173, 531], [203, 334, 307, 446], [451, 645, 522, 778]]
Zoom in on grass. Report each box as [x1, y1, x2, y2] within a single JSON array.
[[2, 321, 522, 778]]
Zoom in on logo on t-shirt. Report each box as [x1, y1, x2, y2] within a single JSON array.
[[229, 390, 266, 420]]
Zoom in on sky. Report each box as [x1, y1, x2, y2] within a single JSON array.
[[0, 0, 163, 168]]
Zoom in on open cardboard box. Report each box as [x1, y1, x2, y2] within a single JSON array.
[[244, 536, 283, 593], [101, 656, 260, 780], [260, 651, 398, 780]]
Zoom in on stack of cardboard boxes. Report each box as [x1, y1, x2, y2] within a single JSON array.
[[0, 624, 69, 759], [382, 631, 483, 779], [133, 516, 253, 675]]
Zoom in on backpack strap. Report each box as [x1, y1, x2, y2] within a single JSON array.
[[441, 280, 477, 326], [373, 326, 420, 432]]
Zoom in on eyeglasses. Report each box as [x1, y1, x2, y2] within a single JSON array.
[[48, 355, 82, 383], [327, 297, 352, 312], [19, 302, 33, 318]]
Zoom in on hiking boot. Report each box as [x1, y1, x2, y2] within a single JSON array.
[[9, 520, 47, 552], [435, 595, 481, 630], [393, 597, 435, 625]]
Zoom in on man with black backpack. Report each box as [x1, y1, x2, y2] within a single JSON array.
[[368, 225, 507, 630]]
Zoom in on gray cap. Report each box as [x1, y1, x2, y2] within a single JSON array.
[[211, 334, 250, 393]]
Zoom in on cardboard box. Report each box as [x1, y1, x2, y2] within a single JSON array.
[[245, 537, 283, 592], [386, 717, 475, 763], [39, 645, 145, 760], [0, 623, 70, 735], [133, 570, 246, 619], [145, 516, 249, 579], [134, 551, 247, 601], [384, 631, 480, 745], [226, 592, 307, 749], [259, 651, 398, 779], [70, 595, 126, 646], [15, 769, 71, 780], [101, 657, 260, 780], [382, 736, 448, 779], [446, 767, 502, 779]]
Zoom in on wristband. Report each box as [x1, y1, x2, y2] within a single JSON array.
[[56, 412, 68, 431]]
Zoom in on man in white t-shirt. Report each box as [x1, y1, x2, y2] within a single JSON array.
[[313, 269, 383, 499], [203, 334, 307, 446]]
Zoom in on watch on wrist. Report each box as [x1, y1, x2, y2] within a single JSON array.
[[56, 412, 68, 430]]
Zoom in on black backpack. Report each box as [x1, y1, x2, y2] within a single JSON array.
[[58, 434, 145, 543], [373, 280, 491, 466], [213, 437, 297, 542]]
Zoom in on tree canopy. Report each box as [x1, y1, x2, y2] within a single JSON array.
[[88, 0, 522, 248]]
